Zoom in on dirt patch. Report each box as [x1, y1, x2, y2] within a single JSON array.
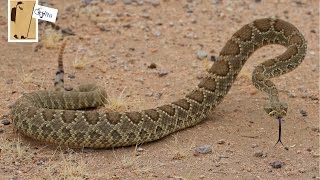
[[0, 0, 319, 179]]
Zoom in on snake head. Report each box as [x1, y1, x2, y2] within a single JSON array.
[[264, 102, 288, 118]]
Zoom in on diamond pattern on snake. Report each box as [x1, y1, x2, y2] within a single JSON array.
[[11, 18, 307, 148]]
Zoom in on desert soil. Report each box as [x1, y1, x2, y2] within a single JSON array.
[[0, 0, 319, 179]]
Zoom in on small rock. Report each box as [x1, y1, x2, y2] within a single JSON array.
[[270, 161, 284, 169], [254, 150, 267, 158], [251, 144, 259, 148], [136, 147, 145, 152], [212, 0, 223, 4], [68, 73, 76, 79], [193, 145, 212, 155], [140, 13, 150, 19], [122, 0, 132, 4], [33, 43, 43, 52], [65, 4, 76, 12], [104, 0, 118, 5], [147, 0, 160, 7], [191, 18, 197, 24], [298, 168, 306, 173], [61, 28, 75, 36], [134, 0, 144, 5], [81, 0, 93, 5], [158, 70, 169, 77], [311, 127, 320, 133], [197, 50, 208, 60], [148, 63, 157, 69], [196, 74, 205, 79], [0, 128, 4, 133], [145, 92, 153, 97], [37, 160, 45, 165], [1, 119, 10, 125], [64, 86, 73, 91], [254, 151, 264, 157], [309, 95, 319, 100], [287, 92, 297, 98], [217, 139, 225, 144], [153, 92, 162, 99], [97, 24, 112, 32], [153, 30, 161, 37], [300, 110, 308, 117], [313, 153, 320, 158]]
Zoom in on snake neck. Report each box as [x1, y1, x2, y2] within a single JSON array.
[[190, 18, 306, 116]]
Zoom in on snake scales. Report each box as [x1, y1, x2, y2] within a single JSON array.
[[11, 18, 307, 148]]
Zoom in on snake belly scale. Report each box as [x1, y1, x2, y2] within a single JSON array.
[[11, 18, 307, 148]]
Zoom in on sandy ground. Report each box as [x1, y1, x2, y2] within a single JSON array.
[[0, 0, 319, 179]]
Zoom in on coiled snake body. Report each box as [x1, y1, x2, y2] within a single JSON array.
[[11, 18, 307, 148]]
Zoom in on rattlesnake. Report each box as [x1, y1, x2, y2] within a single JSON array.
[[11, 18, 307, 148]]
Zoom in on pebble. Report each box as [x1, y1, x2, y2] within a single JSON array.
[[145, 92, 153, 97], [104, 0, 117, 5], [254, 150, 267, 158], [0, 128, 4, 133], [287, 92, 297, 98], [146, 0, 160, 7], [68, 73, 76, 79], [217, 139, 226, 144], [196, 74, 205, 80], [64, 86, 73, 91], [311, 127, 320, 133], [193, 145, 212, 155], [122, 0, 132, 4], [136, 147, 145, 152], [148, 63, 157, 69], [153, 30, 161, 37], [158, 70, 169, 77], [310, 51, 315, 55], [196, 50, 208, 60], [153, 92, 162, 99], [81, 0, 93, 5], [212, 0, 223, 4], [298, 168, 306, 173], [251, 144, 259, 148], [309, 95, 319, 100], [61, 28, 75, 36], [299, 109, 308, 117], [37, 160, 45, 166], [270, 161, 284, 169], [140, 13, 151, 19], [1, 119, 11, 125]]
